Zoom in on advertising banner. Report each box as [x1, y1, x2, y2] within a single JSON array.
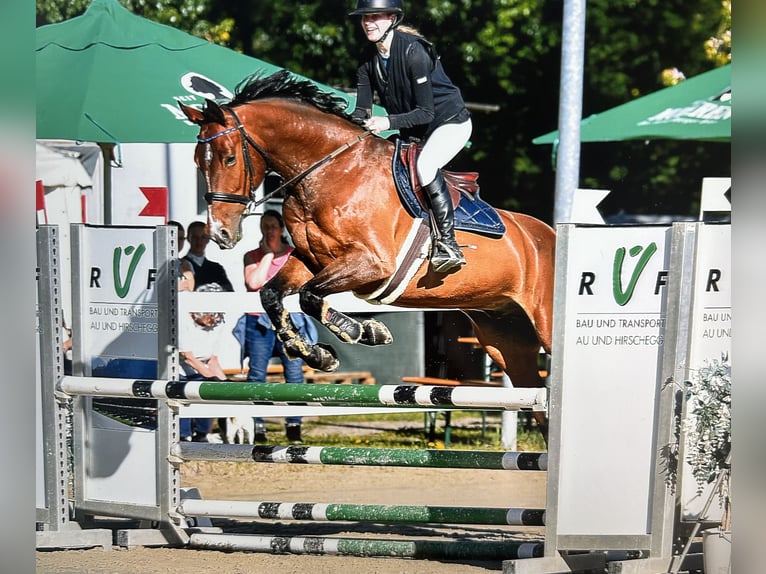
[[553, 225, 672, 537]]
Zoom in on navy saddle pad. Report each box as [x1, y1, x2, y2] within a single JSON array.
[[392, 139, 506, 238]]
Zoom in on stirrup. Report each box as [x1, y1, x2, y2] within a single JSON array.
[[430, 240, 466, 273]]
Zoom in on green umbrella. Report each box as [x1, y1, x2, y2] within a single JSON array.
[[533, 64, 730, 144], [36, 0, 360, 143]]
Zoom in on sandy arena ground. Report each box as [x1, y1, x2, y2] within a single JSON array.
[[37, 417, 547, 574]]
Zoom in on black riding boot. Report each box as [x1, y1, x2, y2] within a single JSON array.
[[423, 172, 466, 273]]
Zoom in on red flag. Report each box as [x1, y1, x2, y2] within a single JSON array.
[[138, 186, 168, 221], [36, 180, 48, 223]]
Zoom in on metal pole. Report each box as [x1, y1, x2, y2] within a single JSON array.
[[553, 0, 587, 225]]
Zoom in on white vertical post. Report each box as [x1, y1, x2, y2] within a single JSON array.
[[500, 373, 518, 450]]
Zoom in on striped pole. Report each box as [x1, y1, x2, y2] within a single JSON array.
[[58, 376, 547, 411], [179, 499, 546, 526], [188, 532, 544, 560], [173, 443, 547, 471]]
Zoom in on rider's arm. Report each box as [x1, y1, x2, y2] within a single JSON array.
[[351, 63, 374, 121]]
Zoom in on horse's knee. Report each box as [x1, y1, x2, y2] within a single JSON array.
[[260, 284, 281, 311]]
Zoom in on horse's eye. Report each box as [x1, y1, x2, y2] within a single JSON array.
[[225, 155, 236, 166]]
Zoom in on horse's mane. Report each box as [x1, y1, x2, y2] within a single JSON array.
[[228, 69, 353, 121]]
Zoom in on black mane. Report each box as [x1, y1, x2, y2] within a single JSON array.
[[228, 70, 353, 120]]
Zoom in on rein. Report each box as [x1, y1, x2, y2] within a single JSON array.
[[198, 106, 372, 215]]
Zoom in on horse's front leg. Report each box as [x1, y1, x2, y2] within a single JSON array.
[[293, 254, 395, 348], [259, 260, 340, 372], [298, 285, 392, 347]]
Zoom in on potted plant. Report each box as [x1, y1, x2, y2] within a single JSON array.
[[682, 353, 731, 572]]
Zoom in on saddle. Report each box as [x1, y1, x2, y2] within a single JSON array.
[[392, 140, 506, 238]]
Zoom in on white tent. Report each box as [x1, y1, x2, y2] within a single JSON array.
[[36, 142, 97, 328]]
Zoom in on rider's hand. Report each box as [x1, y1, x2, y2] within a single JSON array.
[[363, 116, 391, 135]]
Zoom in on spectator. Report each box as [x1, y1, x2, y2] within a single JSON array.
[[168, 220, 195, 292], [178, 282, 228, 443], [183, 221, 234, 292], [240, 209, 317, 444]]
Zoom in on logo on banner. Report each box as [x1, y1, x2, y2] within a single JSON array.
[[612, 243, 658, 306], [90, 242, 156, 298], [113, 244, 147, 298]]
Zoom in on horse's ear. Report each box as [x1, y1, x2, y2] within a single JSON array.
[[203, 99, 227, 126], [178, 101, 205, 125]]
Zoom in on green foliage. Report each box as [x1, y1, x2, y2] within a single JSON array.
[[683, 355, 731, 494], [36, 0, 232, 44]]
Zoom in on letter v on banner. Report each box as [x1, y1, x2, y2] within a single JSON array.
[[138, 186, 168, 222]]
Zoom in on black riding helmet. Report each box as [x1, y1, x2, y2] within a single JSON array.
[[349, 0, 404, 41], [348, 0, 403, 16]]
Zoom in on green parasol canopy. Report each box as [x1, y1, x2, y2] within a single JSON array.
[[533, 64, 730, 144], [36, 0, 360, 143]]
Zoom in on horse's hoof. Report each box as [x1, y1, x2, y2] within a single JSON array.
[[359, 319, 393, 346], [308, 343, 340, 372]]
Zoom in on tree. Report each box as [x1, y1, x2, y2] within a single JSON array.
[[573, 0, 731, 219], [36, 0, 234, 45]]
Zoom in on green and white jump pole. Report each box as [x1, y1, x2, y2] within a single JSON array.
[[174, 443, 547, 471], [188, 532, 545, 560], [58, 376, 547, 411], [179, 499, 546, 526]]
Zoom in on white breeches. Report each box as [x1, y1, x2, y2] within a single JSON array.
[[416, 118, 473, 186]]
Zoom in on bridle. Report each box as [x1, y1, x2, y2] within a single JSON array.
[[198, 105, 372, 217]]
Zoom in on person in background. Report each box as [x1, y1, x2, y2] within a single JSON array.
[[178, 282, 228, 443], [348, 0, 472, 273], [184, 221, 234, 292], [168, 220, 195, 292], [240, 209, 316, 444]]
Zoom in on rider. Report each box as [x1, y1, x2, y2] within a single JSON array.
[[348, 0, 472, 273]]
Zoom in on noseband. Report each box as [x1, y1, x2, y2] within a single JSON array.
[[198, 106, 372, 216]]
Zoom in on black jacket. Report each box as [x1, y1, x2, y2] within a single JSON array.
[[352, 30, 469, 141], [183, 256, 234, 292]]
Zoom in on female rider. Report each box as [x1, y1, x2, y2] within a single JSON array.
[[349, 0, 472, 273]]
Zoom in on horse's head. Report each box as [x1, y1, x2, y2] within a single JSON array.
[[181, 70, 368, 249], [180, 99, 265, 249]]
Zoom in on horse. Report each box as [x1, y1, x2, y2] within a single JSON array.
[[180, 70, 555, 427]]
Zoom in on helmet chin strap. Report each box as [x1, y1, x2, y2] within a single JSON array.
[[375, 14, 401, 45]]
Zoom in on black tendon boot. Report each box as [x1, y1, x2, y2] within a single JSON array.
[[423, 172, 466, 272]]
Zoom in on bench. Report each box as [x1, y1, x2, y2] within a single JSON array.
[[401, 376, 503, 388], [225, 364, 375, 385]]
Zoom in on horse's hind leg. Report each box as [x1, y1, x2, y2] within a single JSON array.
[[298, 286, 393, 346], [465, 309, 549, 441]]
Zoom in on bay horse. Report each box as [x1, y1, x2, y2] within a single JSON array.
[[180, 71, 555, 420]]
